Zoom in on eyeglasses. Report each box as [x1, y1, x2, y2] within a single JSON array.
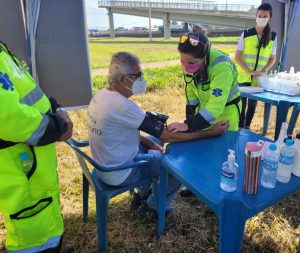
[[180, 33, 208, 47], [125, 72, 143, 80]]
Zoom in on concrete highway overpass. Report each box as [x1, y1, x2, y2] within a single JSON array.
[[98, 0, 258, 38]]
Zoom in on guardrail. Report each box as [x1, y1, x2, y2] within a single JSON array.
[[98, 0, 257, 14]]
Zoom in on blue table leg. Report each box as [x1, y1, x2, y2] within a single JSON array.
[[218, 201, 246, 253], [263, 103, 271, 135], [157, 165, 168, 236], [275, 101, 291, 140], [287, 104, 300, 135]]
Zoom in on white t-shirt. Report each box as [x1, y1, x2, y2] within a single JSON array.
[[236, 31, 277, 55], [87, 88, 146, 186]]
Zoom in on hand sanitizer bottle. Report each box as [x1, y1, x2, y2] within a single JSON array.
[[220, 149, 239, 192]]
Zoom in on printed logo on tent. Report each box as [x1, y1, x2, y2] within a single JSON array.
[[212, 88, 222, 97], [0, 72, 14, 91]]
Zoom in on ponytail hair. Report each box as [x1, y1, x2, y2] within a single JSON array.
[[257, 3, 273, 48]]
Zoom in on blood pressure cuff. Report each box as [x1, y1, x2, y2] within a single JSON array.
[[138, 114, 165, 138], [186, 104, 198, 118], [184, 113, 211, 132]]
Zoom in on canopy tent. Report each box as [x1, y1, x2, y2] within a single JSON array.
[[262, 0, 300, 71], [0, 0, 92, 108], [279, 0, 300, 71]]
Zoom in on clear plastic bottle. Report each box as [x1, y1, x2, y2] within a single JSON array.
[[276, 139, 295, 183], [220, 149, 239, 192], [261, 144, 278, 188], [292, 134, 300, 177], [19, 152, 33, 175], [275, 122, 287, 153]]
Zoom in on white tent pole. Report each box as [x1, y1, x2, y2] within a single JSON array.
[[25, 0, 41, 82]]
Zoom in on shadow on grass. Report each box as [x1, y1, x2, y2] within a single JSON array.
[[242, 234, 282, 253], [61, 191, 300, 253], [271, 191, 300, 230]]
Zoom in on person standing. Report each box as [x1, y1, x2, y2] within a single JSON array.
[[235, 3, 277, 130], [0, 41, 74, 253]]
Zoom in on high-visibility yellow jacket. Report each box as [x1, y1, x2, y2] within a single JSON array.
[[237, 27, 276, 86], [0, 42, 64, 252], [185, 48, 241, 131]]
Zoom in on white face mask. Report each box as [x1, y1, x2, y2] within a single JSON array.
[[256, 17, 269, 27], [124, 76, 147, 95]]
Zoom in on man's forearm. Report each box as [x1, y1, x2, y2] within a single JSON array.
[[140, 135, 156, 147], [160, 129, 213, 143]]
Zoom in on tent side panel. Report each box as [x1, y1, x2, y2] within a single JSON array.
[[36, 0, 92, 107]]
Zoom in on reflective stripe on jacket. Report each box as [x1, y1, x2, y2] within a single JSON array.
[[236, 27, 276, 85], [186, 48, 241, 131], [0, 42, 63, 252]]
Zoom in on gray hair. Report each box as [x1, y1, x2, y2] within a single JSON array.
[[108, 52, 140, 85]]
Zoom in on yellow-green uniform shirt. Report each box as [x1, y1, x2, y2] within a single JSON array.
[[185, 48, 241, 131]]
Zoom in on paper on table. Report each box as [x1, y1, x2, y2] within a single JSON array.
[[240, 86, 264, 93]]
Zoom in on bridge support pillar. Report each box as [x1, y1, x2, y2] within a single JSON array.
[[107, 8, 115, 38], [163, 15, 171, 39]]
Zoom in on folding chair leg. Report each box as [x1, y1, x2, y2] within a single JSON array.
[[96, 193, 110, 252], [83, 174, 89, 222]]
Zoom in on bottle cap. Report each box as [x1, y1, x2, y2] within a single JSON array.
[[19, 152, 29, 161], [269, 144, 277, 151], [228, 149, 235, 162], [285, 139, 294, 146]]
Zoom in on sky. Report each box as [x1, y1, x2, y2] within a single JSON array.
[[85, 0, 262, 30]]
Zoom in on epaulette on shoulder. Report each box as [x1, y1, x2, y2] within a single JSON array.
[[243, 27, 257, 38]]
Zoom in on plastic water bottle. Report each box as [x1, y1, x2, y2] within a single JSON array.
[[260, 144, 278, 188], [276, 139, 295, 183], [292, 134, 300, 177], [19, 152, 33, 175], [220, 149, 239, 192], [275, 122, 287, 154]]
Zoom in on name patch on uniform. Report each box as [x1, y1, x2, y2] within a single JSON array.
[[0, 72, 14, 91], [212, 88, 222, 97]]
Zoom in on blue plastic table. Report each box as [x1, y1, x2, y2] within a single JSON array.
[[157, 130, 300, 253], [240, 91, 300, 140]]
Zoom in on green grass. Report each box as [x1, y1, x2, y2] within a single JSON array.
[[93, 64, 183, 92], [89, 37, 178, 69], [89, 37, 239, 69]]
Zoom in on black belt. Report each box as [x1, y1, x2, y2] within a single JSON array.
[[225, 96, 241, 119], [225, 96, 240, 107], [0, 139, 17, 149]]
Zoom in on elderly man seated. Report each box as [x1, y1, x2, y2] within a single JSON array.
[[87, 52, 229, 216]]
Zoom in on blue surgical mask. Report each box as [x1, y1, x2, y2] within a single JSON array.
[[125, 76, 147, 95]]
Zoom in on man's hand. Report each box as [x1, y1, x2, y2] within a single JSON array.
[[167, 122, 189, 133], [55, 110, 73, 141], [148, 141, 165, 153], [209, 120, 230, 136]]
